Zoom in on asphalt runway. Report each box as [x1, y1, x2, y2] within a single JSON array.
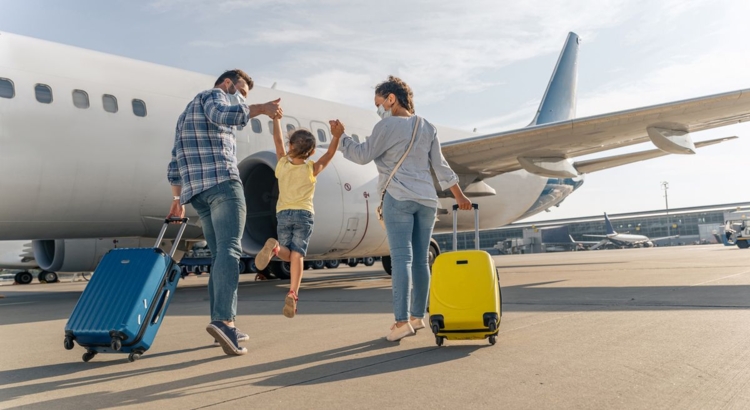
[[2, 245, 750, 409]]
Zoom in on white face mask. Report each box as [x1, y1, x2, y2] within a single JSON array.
[[377, 100, 392, 119], [227, 82, 246, 105]]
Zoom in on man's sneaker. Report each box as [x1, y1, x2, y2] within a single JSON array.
[[386, 322, 415, 342], [206, 321, 247, 355], [255, 238, 279, 271], [213, 329, 249, 346], [410, 318, 425, 332], [283, 290, 298, 318]]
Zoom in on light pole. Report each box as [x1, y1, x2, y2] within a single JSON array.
[[661, 181, 670, 245]]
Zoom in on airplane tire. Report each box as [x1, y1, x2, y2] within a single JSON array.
[[311, 260, 326, 270], [382, 256, 392, 276], [268, 261, 291, 280], [324, 260, 340, 269], [38, 271, 59, 283], [737, 240, 749, 249], [15, 271, 33, 285], [363, 257, 375, 267]]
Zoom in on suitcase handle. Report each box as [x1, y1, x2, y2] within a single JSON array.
[[452, 203, 479, 252], [151, 289, 171, 325], [155, 218, 189, 258]]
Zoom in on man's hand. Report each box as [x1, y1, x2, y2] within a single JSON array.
[[329, 119, 345, 139], [264, 98, 283, 118], [167, 200, 185, 221]]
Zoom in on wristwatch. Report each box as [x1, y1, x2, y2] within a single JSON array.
[[173, 196, 180, 201]]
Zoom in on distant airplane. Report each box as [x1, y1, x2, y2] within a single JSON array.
[[584, 213, 678, 249]]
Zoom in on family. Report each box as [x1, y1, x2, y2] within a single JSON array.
[[167, 69, 472, 356]]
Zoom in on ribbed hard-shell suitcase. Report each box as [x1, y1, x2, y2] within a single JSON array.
[[63, 218, 188, 362], [429, 204, 501, 346]]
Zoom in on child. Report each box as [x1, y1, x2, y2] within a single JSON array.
[[254, 115, 341, 318]]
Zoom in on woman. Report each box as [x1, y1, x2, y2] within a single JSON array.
[[331, 76, 472, 341]]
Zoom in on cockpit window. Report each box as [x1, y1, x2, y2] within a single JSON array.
[[72, 90, 89, 109], [103, 94, 118, 113], [35, 84, 53, 104], [132, 99, 147, 117], [0, 78, 14, 98]]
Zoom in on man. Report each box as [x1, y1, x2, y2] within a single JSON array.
[[167, 69, 282, 356]]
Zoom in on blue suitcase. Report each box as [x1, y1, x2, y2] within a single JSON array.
[[63, 218, 188, 362]]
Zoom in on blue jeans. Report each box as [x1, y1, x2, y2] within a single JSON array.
[[383, 192, 437, 322], [189, 179, 246, 322], [277, 210, 314, 257]]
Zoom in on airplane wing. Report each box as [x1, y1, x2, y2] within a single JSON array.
[[441, 89, 750, 179], [650, 235, 680, 241], [583, 234, 608, 238]]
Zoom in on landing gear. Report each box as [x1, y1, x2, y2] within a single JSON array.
[[347, 259, 359, 268], [382, 256, 392, 276], [268, 261, 291, 280], [324, 260, 340, 269], [14, 271, 33, 285], [238, 259, 247, 274], [363, 257, 375, 267], [38, 271, 58, 283], [311, 260, 326, 270]]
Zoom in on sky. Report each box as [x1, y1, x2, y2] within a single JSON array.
[[1, 0, 748, 222]]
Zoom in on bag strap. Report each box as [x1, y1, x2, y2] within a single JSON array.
[[381, 116, 420, 201]]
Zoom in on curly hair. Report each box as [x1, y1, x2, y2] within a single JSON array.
[[375, 75, 414, 113], [288, 129, 316, 159]]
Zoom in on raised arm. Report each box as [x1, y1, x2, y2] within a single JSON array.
[[272, 117, 286, 161], [313, 131, 342, 176], [202, 90, 250, 127], [337, 120, 392, 165]]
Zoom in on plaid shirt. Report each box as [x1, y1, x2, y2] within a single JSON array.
[[168, 89, 250, 204]]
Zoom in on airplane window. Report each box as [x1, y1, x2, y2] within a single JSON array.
[[352, 134, 360, 143], [102, 94, 118, 113], [251, 118, 262, 133], [286, 124, 296, 133], [317, 129, 327, 143], [72, 90, 89, 108], [132, 99, 147, 117], [0, 78, 14, 98], [35, 84, 53, 104]]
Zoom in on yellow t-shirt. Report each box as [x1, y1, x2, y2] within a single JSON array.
[[275, 157, 316, 213]]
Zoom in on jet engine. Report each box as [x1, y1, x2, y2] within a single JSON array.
[[32, 237, 154, 272]]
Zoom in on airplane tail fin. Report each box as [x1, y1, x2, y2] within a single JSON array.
[[529, 32, 580, 126], [604, 213, 617, 235]]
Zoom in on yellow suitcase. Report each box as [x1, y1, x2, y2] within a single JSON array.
[[429, 204, 501, 346]]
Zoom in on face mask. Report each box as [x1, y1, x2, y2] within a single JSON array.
[[227, 82, 246, 105], [377, 100, 392, 119]]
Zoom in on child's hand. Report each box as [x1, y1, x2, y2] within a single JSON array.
[[329, 120, 345, 139]]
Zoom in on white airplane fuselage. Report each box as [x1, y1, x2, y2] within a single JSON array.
[[0, 32, 580, 265]]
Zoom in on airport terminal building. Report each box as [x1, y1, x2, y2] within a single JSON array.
[[433, 202, 750, 253]]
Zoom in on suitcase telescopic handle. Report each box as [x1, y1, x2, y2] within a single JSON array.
[[155, 217, 189, 258], [452, 203, 480, 252]]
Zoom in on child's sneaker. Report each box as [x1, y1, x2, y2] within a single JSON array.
[[255, 238, 279, 271], [283, 290, 298, 318]]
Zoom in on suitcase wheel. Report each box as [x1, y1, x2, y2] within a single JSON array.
[[82, 350, 97, 362], [489, 335, 497, 345], [128, 351, 142, 362], [64, 336, 75, 350], [111, 339, 122, 351], [435, 336, 444, 347]]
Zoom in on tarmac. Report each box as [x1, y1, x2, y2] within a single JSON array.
[[2, 245, 750, 409]]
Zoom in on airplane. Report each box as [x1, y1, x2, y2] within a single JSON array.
[[0, 240, 58, 284], [0, 31, 748, 278], [584, 213, 679, 249]]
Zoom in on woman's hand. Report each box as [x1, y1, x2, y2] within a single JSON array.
[[329, 119, 345, 139], [455, 193, 472, 211]]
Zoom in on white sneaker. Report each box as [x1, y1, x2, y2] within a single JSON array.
[[410, 318, 425, 332], [386, 322, 415, 342]]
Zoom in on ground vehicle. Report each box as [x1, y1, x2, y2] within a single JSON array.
[[722, 212, 750, 249]]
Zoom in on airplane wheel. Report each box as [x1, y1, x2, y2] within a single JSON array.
[[363, 257, 375, 267], [39, 271, 58, 283], [382, 256, 392, 276], [311, 260, 326, 270], [737, 240, 749, 249], [238, 259, 247, 274], [324, 260, 340, 269], [268, 261, 291, 280], [249, 259, 258, 273], [347, 259, 359, 268], [15, 271, 33, 285]]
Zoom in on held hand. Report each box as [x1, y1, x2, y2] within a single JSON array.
[[329, 119, 345, 139], [265, 98, 283, 118], [167, 200, 186, 221], [455, 194, 472, 211]]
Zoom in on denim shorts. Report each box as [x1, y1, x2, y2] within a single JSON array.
[[277, 210, 314, 257]]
